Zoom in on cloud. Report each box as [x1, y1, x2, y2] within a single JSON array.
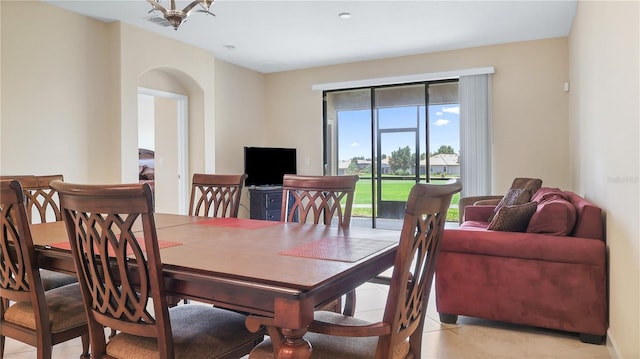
[[434, 119, 450, 126], [442, 106, 460, 115], [350, 142, 359, 147], [436, 111, 443, 116]]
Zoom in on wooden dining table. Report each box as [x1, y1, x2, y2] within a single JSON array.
[[29, 214, 399, 359]]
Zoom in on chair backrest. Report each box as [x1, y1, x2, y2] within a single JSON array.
[[0, 174, 64, 224], [189, 173, 247, 218], [0, 179, 51, 328], [52, 180, 175, 358], [280, 174, 358, 228], [379, 180, 461, 357]]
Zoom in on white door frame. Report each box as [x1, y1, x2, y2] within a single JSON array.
[[138, 87, 189, 214]]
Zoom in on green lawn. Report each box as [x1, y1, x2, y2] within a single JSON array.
[[351, 178, 460, 222]]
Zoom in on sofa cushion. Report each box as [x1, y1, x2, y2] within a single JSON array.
[[488, 201, 538, 232], [526, 188, 577, 236], [488, 188, 532, 222], [527, 199, 576, 236], [459, 221, 490, 230]]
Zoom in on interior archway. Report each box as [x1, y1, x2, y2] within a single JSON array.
[[136, 68, 206, 214]]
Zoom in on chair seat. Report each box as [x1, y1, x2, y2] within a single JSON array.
[[40, 269, 77, 290], [106, 304, 264, 359], [249, 311, 411, 359], [4, 282, 87, 333]]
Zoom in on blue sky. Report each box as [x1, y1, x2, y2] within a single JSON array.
[[337, 104, 460, 161]]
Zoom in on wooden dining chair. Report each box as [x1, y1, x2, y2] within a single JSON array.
[[0, 179, 90, 359], [281, 174, 358, 228], [280, 174, 359, 315], [0, 175, 77, 291], [189, 173, 248, 218], [246, 179, 462, 359], [17, 174, 64, 223], [180, 173, 248, 306], [51, 180, 264, 359]]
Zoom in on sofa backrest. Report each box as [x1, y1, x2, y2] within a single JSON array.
[[565, 191, 604, 240]]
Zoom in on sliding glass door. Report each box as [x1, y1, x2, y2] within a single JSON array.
[[375, 86, 422, 224], [324, 80, 459, 229]]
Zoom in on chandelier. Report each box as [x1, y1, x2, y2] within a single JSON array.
[[146, 0, 215, 30]]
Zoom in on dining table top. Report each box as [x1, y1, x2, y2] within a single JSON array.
[[30, 214, 399, 313]]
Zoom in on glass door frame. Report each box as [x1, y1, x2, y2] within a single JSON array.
[[323, 79, 458, 229], [374, 120, 421, 224]]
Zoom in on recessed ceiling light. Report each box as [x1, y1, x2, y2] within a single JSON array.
[[338, 12, 351, 19]]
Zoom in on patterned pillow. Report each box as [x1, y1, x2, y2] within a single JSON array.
[[488, 201, 538, 232], [488, 188, 532, 222]]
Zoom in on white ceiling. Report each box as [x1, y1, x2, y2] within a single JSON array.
[[44, 0, 577, 73]]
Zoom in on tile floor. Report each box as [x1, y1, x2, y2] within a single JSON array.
[[3, 279, 613, 359]]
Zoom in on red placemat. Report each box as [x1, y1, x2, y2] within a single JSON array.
[[196, 218, 282, 229], [49, 238, 182, 256], [279, 237, 395, 263]]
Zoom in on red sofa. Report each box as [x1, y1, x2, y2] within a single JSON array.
[[435, 188, 607, 343]]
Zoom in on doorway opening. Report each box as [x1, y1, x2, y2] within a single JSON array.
[[137, 87, 189, 214]]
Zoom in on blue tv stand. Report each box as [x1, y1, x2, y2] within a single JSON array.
[[249, 186, 283, 221]]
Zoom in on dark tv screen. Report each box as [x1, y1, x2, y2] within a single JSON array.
[[244, 146, 297, 186]]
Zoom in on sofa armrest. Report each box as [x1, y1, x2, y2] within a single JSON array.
[[459, 195, 503, 224], [463, 205, 495, 222]]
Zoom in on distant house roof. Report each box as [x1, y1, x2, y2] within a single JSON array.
[[338, 160, 351, 169], [428, 153, 459, 166], [344, 155, 457, 168], [354, 159, 390, 168]]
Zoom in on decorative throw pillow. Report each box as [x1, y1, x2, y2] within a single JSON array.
[[526, 197, 577, 236], [488, 201, 538, 232], [488, 188, 532, 222], [510, 178, 543, 197]]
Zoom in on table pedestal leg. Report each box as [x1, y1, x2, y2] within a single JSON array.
[[277, 328, 312, 359]]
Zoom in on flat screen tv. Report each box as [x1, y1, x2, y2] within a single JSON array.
[[244, 146, 297, 187]]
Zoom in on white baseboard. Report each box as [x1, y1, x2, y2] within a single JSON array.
[[607, 329, 623, 359]]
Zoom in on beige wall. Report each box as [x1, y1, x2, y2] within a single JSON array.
[[1, 1, 114, 183], [214, 59, 267, 172], [263, 38, 571, 192], [213, 59, 267, 218], [569, 2, 639, 358], [0, 1, 215, 185]]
